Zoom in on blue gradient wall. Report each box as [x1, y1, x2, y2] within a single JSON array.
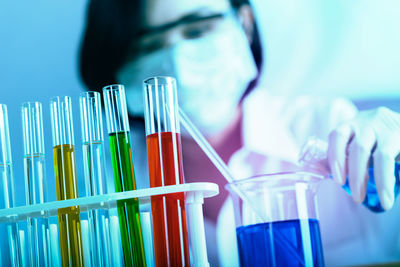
[[0, 1, 88, 204], [0, 0, 399, 216]]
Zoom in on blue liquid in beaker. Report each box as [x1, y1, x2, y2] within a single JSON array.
[[339, 162, 400, 212], [236, 219, 324, 267]]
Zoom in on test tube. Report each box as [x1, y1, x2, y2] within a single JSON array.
[[21, 102, 51, 267], [143, 76, 190, 266], [103, 85, 146, 266], [79, 91, 111, 266], [50, 96, 84, 266], [0, 104, 22, 266]]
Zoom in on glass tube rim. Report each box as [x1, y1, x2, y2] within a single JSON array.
[[102, 84, 125, 92], [49, 95, 71, 103], [80, 91, 100, 98], [225, 171, 324, 192], [79, 90, 104, 142], [49, 95, 75, 146], [21, 101, 42, 108], [21, 101, 45, 155], [102, 83, 130, 133], [143, 76, 176, 87]]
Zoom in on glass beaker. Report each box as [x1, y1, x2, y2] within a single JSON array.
[[226, 172, 325, 267]]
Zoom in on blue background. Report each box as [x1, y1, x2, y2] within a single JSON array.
[[0, 0, 399, 205], [0, 1, 88, 203]]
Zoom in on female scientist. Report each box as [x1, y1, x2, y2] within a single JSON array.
[[79, 0, 400, 265]]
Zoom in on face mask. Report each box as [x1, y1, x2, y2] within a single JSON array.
[[117, 15, 257, 136]]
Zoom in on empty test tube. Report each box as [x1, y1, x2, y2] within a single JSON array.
[[0, 104, 22, 266], [103, 85, 146, 266], [21, 102, 51, 267], [50, 96, 84, 266], [79, 92, 111, 266]]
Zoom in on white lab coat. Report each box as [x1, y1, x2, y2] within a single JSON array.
[[216, 87, 400, 266]]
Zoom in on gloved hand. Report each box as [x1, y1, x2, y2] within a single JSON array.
[[327, 107, 400, 210]]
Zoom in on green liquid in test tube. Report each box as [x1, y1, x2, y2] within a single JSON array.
[[79, 92, 112, 266], [50, 96, 85, 266], [103, 84, 146, 266], [21, 102, 51, 267], [0, 104, 22, 266]]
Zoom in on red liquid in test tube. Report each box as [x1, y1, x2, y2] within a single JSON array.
[[144, 77, 190, 266], [147, 132, 189, 266]]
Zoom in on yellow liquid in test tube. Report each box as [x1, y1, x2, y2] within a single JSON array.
[[53, 144, 84, 266]]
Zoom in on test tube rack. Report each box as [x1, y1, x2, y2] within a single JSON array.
[[0, 182, 219, 267]]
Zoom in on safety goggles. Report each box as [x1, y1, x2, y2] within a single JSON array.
[[127, 9, 236, 60]]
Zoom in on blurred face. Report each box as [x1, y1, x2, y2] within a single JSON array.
[[131, 0, 232, 59], [118, 0, 257, 136]]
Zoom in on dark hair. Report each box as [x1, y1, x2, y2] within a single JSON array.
[[79, 0, 263, 100]]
